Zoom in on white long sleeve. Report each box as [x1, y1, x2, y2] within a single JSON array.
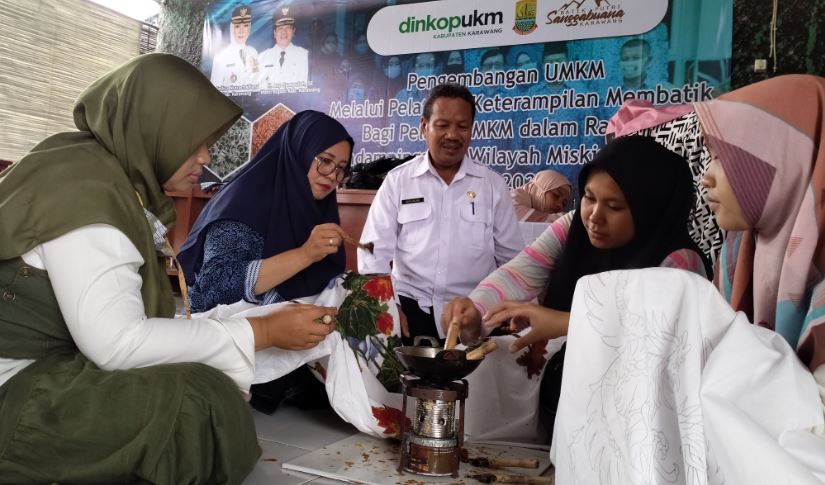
[[17, 224, 256, 390]]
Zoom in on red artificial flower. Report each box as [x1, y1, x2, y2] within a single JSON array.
[[371, 405, 410, 438], [362, 276, 394, 301], [515, 339, 549, 379], [375, 312, 394, 336]]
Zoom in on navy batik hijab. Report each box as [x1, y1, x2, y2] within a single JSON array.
[[178, 110, 354, 300]]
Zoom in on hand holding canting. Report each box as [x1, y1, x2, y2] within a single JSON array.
[[301, 223, 345, 263], [248, 304, 337, 351], [482, 301, 569, 353], [441, 297, 483, 344]]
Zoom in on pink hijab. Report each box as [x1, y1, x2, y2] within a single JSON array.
[[696, 75, 825, 371], [511, 170, 572, 222]]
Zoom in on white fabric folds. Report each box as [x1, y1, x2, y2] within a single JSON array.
[[553, 268, 825, 484]]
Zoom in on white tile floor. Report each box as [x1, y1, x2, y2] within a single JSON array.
[[242, 405, 359, 485]]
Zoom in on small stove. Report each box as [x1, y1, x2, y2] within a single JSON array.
[[397, 373, 468, 477]]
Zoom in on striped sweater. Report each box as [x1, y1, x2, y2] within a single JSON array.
[[469, 211, 708, 317]]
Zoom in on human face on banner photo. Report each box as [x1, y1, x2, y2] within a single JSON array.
[[620, 43, 652, 83], [275, 24, 295, 48], [421, 97, 473, 170], [480, 52, 505, 72], [384, 56, 401, 79], [516, 52, 536, 71], [445, 50, 463, 74], [543, 52, 568, 87], [414, 53, 436, 76], [321, 34, 338, 56], [232, 20, 251, 44], [354, 33, 369, 55]]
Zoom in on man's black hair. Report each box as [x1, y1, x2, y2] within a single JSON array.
[[422, 83, 476, 121]]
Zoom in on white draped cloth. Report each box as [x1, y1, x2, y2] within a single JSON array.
[[553, 268, 825, 484], [201, 274, 555, 443]]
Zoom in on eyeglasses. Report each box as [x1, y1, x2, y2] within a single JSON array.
[[315, 155, 348, 182]]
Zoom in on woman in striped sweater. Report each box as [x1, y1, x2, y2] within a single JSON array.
[[442, 135, 711, 438]]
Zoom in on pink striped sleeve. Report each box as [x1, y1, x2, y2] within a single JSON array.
[[660, 249, 708, 278], [469, 211, 573, 314]]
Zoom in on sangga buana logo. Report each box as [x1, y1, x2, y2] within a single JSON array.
[[546, 0, 625, 27], [399, 10, 503, 33], [513, 0, 538, 35]]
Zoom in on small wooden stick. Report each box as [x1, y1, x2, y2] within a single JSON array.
[[469, 456, 539, 469], [466, 339, 498, 360], [340, 232, 374, 253], [444, 320, 460, 350], [468, 473, 553, 484]]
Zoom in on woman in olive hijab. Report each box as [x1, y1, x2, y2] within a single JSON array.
[[0, 53, 336, 484]]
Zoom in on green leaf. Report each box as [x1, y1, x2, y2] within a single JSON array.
[[376, 357, 402, 393], [338, 294, 381, 341], [342, 272, 367, 292]]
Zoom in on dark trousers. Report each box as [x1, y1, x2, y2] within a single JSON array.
[[249, 365, 329, 415], [399, 295, 443, 347], [539, 343, 566, 442]]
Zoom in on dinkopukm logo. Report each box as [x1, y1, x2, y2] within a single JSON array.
[[546, 0, 626, 27], [513, 0, 538, 36], [398, 9, 504, 35]]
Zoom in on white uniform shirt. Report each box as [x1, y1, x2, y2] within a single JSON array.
[[259, 43, 309, 88], [358, 153, 523, 336], [0, 225, 255, 390], [210, 42, 260, 91]]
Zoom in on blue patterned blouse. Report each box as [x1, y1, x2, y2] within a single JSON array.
[[187, 220, 285, 312]]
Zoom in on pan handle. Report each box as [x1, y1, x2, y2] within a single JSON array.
[[413, 335, 440, 347]]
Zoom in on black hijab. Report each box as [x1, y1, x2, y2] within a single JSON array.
[[178, 110, 354, 300], [543, 135, 711, 311]]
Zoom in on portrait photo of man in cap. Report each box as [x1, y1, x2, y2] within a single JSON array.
[[259, 7, 309, 89], [210, 4, 261, 92]]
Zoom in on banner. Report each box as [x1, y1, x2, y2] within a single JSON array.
[[200, 0, 731, 195]]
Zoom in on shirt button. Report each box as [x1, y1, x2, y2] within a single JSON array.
[[18, 267, 31, 278], [2, 290, 15, 302]]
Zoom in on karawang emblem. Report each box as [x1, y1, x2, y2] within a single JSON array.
[[513, 0, 538, 35]]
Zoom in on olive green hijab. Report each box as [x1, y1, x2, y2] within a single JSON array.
[[0, 53, 241, 317]]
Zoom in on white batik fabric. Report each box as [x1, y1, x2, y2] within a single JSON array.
[[201, 273, 555, 443], [553, 268, 825, 485]]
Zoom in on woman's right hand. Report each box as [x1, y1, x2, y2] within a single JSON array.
[[248, 303, 337, 351], [441, 297, 483, 344], [301, 223, 345, 263]]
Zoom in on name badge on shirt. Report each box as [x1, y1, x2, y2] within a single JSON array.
[[401, 197, 424, 205]]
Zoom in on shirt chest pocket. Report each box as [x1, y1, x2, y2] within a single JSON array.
[[397, 201, 431, 250], [459, 198, 491, 251]]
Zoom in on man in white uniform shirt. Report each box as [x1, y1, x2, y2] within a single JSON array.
[[358, 83, 523, 345], [259, 8, 309, 89], [210, 5, 260, 92]]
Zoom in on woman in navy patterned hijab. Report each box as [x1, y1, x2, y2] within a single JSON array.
[[178, 110, 354, 311]]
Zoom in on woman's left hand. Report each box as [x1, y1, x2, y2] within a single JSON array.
[[482, 301, 570, 353]]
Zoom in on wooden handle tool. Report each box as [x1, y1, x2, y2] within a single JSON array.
[[469, 456, 539, 469], [340, 232, 374, 253], [468, 473, 553, 484], [466, 339, 498, 360], [444, 320, 460, 350]]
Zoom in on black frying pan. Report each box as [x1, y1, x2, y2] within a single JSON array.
[[395, 346, 482, 383]]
